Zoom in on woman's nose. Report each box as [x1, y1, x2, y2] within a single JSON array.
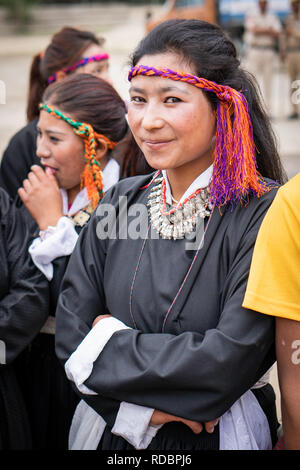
[[36, 137, 51, 159], [141, 103, 164, 131]]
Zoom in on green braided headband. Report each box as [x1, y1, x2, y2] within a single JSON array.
[[39, 102, 116, 207]]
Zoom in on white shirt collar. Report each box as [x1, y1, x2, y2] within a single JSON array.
[[162, 164, 213, 206], [61, 158, 120, 216]]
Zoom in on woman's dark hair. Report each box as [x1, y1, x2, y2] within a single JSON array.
[[27, 27, 104, 122], [131, 19, 287, 184], [43, 73, 148, 178]]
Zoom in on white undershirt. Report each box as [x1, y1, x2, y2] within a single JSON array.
[[162, 164, 213, 206], [29, 158, 120, 280]]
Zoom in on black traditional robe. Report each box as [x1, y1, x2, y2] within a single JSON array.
[[0, 189, 49, 449], [55, 173, 279, 450], [14, 202, 82, 450], [0, 120, 40, 198]]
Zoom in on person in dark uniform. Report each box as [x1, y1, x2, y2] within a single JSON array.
[[0, 26, 110, 198], [55, 19, 286, 450], [0, 189, 49, 449]]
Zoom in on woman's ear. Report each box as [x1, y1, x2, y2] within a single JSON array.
[[95, 137, 108, 164], [56, 71, 67, 82]]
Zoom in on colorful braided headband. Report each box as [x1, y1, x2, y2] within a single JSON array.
[[47, 53, 109, 84], [39, 102, 116, 208], [128, 65, 270, 207]]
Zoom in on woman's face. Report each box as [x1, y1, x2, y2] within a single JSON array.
[[127, 52, 216, 175], [76, 43, 111, 84], [36, 108, 85, 194]]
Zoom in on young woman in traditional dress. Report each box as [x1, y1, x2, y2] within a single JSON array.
[[55, 19, 286, 450], [16, 73, 145, 449]]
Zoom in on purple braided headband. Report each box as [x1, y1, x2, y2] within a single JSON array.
[[48, 53, 109, 84]]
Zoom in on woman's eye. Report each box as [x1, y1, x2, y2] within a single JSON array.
[[130, 96, 145, 103], [49, 136, 60, 143], [165, 97, 181, 103]]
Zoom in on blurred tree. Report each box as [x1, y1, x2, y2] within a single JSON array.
[[0, 0, 40, 31]]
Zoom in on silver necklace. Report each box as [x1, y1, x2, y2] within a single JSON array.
[[147, 175, 213, 240]]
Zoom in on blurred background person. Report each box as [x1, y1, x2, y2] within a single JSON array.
[[0, 26, 110, 198], [280, 0, 300, 119], [244, 0, 282, 115]]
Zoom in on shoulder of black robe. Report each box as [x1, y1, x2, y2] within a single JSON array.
[[14, 194, 85, 316], [0, 189, 49, 365], [0, 119, 40, 198], [55, 174, 278, 423]]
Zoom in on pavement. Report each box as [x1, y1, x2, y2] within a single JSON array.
[[0, 4, 299, 424]]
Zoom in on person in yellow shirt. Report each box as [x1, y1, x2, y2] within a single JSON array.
[[243, 173, 300, 449]]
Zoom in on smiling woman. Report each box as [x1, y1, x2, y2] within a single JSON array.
[[128, 52, 216, 201], [55, 19, 286, 451]]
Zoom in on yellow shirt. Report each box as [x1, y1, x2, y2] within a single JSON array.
[[243, 173, 300, 321]]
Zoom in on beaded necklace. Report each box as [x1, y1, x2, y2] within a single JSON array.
[[147, 174, 212, 240]]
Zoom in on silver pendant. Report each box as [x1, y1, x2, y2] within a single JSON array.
[[147, 176, 212, 240]]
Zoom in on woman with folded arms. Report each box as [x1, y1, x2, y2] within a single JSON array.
[[55, 19, 286, 450]]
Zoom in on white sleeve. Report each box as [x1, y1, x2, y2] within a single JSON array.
[[112, 402, 163, 449], [64, 316, 131, 395], [28, 216, 79, 280], [65, 316, 163, 448]]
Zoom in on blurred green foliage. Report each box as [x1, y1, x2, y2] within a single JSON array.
[[0, 0, 40, 30]]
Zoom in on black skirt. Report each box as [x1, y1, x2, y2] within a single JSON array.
[[15, 333, 79, 450], [0, 365, 32, 449], [97, 384, 279, 451]]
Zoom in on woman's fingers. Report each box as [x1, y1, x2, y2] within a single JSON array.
[[204, 419, 219, 434], [27, 171, 40, 187], [17, 187, 27, 202], [181, 419, 203, 434], [22, 178, 31, 193]]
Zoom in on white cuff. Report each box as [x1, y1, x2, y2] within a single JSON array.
[[65, 317, 131, 395], [29, 216, 78, 280], [112, 402, 162, 449]]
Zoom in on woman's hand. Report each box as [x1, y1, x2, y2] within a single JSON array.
[[150, 410, 219, 434], [92, 314, 112, 327], [18, 165, 63, 230]]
